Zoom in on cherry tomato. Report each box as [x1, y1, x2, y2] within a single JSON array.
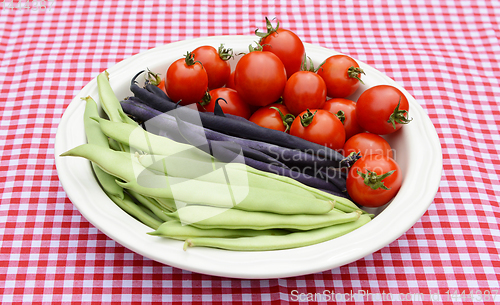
[[225, 70, 236, 90], [356, 85, 412, 135], [198, 88, 253, 119], [165, 52, 208, 106], [283, 71, 327, 116], [257, 17, 305, 78], [290, 109, 345, 150], [157, 79, 167, 95], [145, 70, 167, 95], [346, 154, 402, 207], [234, 50, 287, 107], [249, 103, 294, 132], [322, 98, 364, 140], [317, 55, 365, 98], [343, 133, 393, 158], [192, 44, 232, 90]]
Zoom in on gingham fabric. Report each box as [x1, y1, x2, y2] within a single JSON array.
[[1, 0, 499, 304]]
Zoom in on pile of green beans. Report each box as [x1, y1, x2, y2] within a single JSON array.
[[60, 70, 372, 251]]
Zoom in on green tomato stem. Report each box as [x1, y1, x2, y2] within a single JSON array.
[[299, 109, 317, 127], [387, 96, 413, 129], [269, 106, 295, 132], [255, 16, 279, 40], [357, 169, 395, 190], [335, 110, 346, 124], [347, 66, 365, 84]]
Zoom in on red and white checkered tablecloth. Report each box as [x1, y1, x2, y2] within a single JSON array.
[[1, 0, 499, 303]]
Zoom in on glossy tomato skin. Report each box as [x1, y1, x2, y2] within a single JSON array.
[[225, 70, 236, 90], [283, 71, 327, 116], [156, 78, 167, 95], [290, 109, 345, 150], [317, 55, 363, 98], [166, 56, 208, 106], [249, 103, 291, 132], [343, 133, 393, 158], [260, 28, 305, 78], [323, 98, 364, 140], [356, 85, 410, 135], [192, 45, 231, 90], [199, 88, 253, 119], [346, 154, 402, 207], [234, 51, 287, 107]]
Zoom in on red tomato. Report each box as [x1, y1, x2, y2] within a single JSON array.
[[249, 103, 294, 132], [165, 52, 208, 106], [146, 70, 167, 95], [283, 71, 327, 116], [257, 17, 305, 78], [225, 70, 236, 90], [317, 55, 365, 98], [322, 98, 364, 140], [290, 109, 345, 150], [356, 85, 412, 135], [346, 154, 402, 207], [157, 79, 167, 95], [198, 88, 253, 119], [343, 133, 393, 158], [234, 50, 287, 107], [192, 45, 232, 90]]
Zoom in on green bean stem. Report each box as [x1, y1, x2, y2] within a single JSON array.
[[183, 214, 371, 251]]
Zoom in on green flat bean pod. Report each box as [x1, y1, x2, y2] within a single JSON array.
[[126, 190, 172, 222], [61, 144, 333, 216], [94, 117, 363, 215], [96, 71, 137, 126], [95, 117, 211, 162], [82, 96, 124, 199], [154, 197, 177, 213], [244, 168, 363, 213], [118, 178, 334, 215], [183, 214, 371, 251], [168, 205, 361, 231], [137, 154, 315, 199], [149, 220, 290, 240], [108, 193, 162, 230], [60, 144, 141, 183]]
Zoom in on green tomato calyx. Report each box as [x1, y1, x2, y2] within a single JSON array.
[[255, 17, 279, 40], [347, 66, 365, 84], [358, 169, 395, 190], [146, 69, 162, 86], [198, 91, 211, 109], [339, 151, 362, 169], [335, 110, 346, 124], [269, 106, 295, 132], [299, 109, 317, 127], [218, 44, 234, 61], [185, 52, 202, 67], [387, 96, 413, 129], [300, 54, 322, 73]]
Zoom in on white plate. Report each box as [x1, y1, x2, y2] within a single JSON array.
[[54, 35, 442, 279]]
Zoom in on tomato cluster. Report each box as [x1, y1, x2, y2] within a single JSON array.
[[158, 18, 412, 208]]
